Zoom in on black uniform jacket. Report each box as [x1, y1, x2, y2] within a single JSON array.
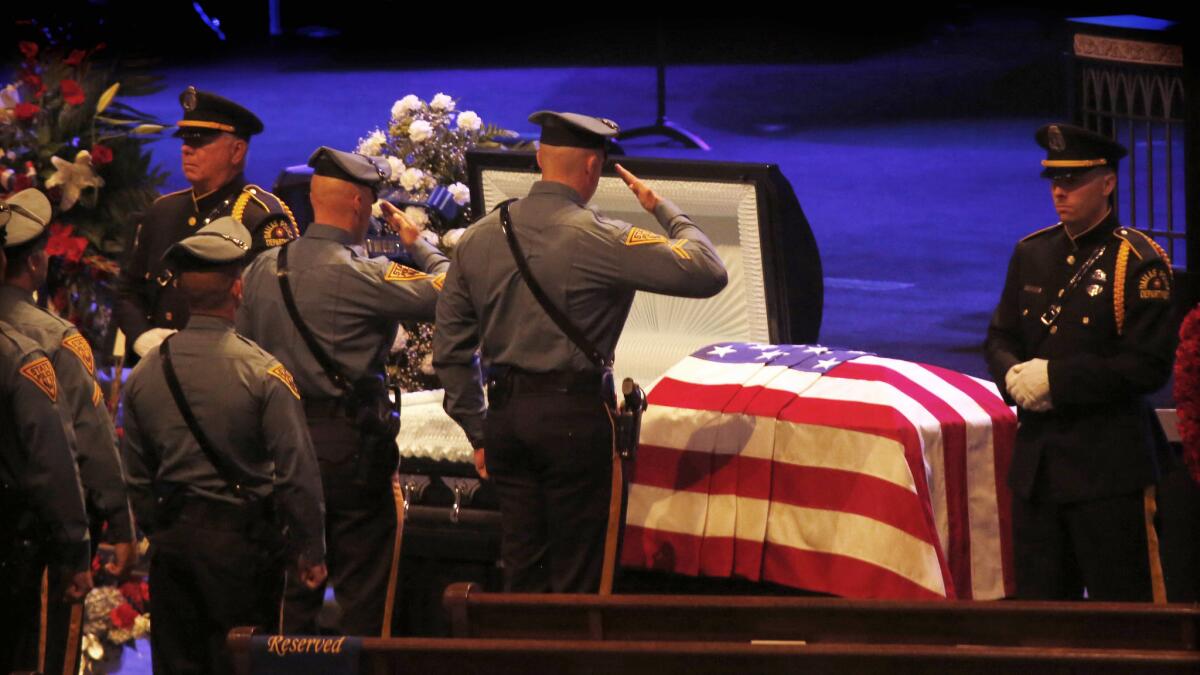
[[114, 173, 299, 345], [984, 211, 1176, 503]]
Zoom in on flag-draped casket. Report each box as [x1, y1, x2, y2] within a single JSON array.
[[621, 342, 1017, 600]]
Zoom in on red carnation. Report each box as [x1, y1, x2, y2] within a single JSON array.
[[110, 602, 138, 629], [46, 224, 89, 263], [18, 41, 38, 61], [64, 49, 87, 67], [91, 143, 113, 166], [60, 79, 85, 106], [20, 72, 45, 98], [14, 102, 40, 121], [119, 580, 148, 608]]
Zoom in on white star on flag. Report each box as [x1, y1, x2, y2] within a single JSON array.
[[756, 350, 788, 360], [707, 345, 737, 358], [748, 343, 776, 351], [805, 346, 831, 354], [814, 358, 841, 370]]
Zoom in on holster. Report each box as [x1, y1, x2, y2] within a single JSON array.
[[349, 374, 401, 484], [614, 378, 647, 460], [0, 492, 46, 593]]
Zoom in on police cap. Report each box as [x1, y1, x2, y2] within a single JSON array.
[[173, 86, 264, 141], [164, 216, 252, 271], [1037, 123, 1127, 179], [0, 188, 51, 250], [528, 111, 620, 150], [307, 146, 390, 188]]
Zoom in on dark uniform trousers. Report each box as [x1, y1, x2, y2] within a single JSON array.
[[484, 374, 614, 593], [149, 500, 283, 675], [0, 535, 52, 671], [283, 412, 397, 636], [1013, 488, 1151, 601]]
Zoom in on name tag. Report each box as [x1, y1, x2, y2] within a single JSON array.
[[1022, 285, 1043, 294]]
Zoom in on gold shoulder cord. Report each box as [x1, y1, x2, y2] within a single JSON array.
[[1114, 242, 1131, 335], [232, 191, 252, 223]]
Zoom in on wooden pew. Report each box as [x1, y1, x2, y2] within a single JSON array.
[[441, 582, 1200, 650], [227, 627, 1200, 675]]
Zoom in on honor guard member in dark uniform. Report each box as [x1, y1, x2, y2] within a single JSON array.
[[2, 188, 133, 675], [115, 86, 299, 360], [237, 146, 448, 635], [121, 217, 327, 674], [984, 123, 1177, 601], [1, 217, 93, 674], [433, 111, 728, 593]]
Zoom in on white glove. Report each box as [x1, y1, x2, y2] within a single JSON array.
[[1009, 358, 1052, 411], [132, 328, 178, 357]]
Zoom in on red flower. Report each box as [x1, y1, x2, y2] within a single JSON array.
[[119, 580, 148, 607], [19, 41, 38, 61], [13, 102, 39, 121], [110, 602, 138, 630], [46, 224, 89, 263], [20, 72, 45, 98], [91, 144, 113, 166], [64, 49, 87, 66], [60, 79, 85, 106], [92, 554, 102, 573]]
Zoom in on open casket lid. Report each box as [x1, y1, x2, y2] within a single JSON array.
[[465, 150, 823, 386]]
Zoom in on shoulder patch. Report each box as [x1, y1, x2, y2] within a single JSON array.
[[262, 217, 299, 248], [625, 227, 668, 247], [20, 357, 58, 402], [61, 333, 95, 376], [268, 364, 302, 400], [384, 262, 429, 283], [1138, 267, 1172, 301], [92, 380, 105, 407], [1020, 222, 1062, 243], [431, 272, 447, 291]]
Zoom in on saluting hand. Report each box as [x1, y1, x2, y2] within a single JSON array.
[[379, 200, 420, 247], [615, 164, 661, 213]]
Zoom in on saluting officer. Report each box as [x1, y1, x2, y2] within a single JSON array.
[[115, 86, 300, 359], [984, 123, 1177, 601], [433, 111, 728, 593], [121, 217, 326, 674], [1, 218, 93, 674], [237, 146, 448, 635], [1, 187, 133, 675]]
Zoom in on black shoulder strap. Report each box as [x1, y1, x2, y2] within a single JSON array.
[[276, 243, 352, 392], [499, 201, 611, 369], [159, 337, 246, 498]]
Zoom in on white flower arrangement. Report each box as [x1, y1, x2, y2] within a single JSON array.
[[448, 181, 470, 206], [363, 92, 516, 209]]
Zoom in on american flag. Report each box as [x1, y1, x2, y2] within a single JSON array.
[[620, 343, 1016, 600]]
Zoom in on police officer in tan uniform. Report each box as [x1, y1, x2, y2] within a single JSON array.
[[122, 217, 326, 673], [1, 212, 92, 674], [434, 111, 728, 593], [1, 187, 131, 674], [237, 146, 448, 635], [115, 87, 299, 359]]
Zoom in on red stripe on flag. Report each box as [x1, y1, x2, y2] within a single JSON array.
[[778, 395, 955, 599], [620, 524, 704, 576], [633, 444, 776, 501], [742, 387, 803, 418], [832, 361, 972, 598], [648, 377, 744, 411], [769, 464, 940, 547], [734, 537, 765, 581], [926, 364, 1017, 597], [762, 542, 947, 601]]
